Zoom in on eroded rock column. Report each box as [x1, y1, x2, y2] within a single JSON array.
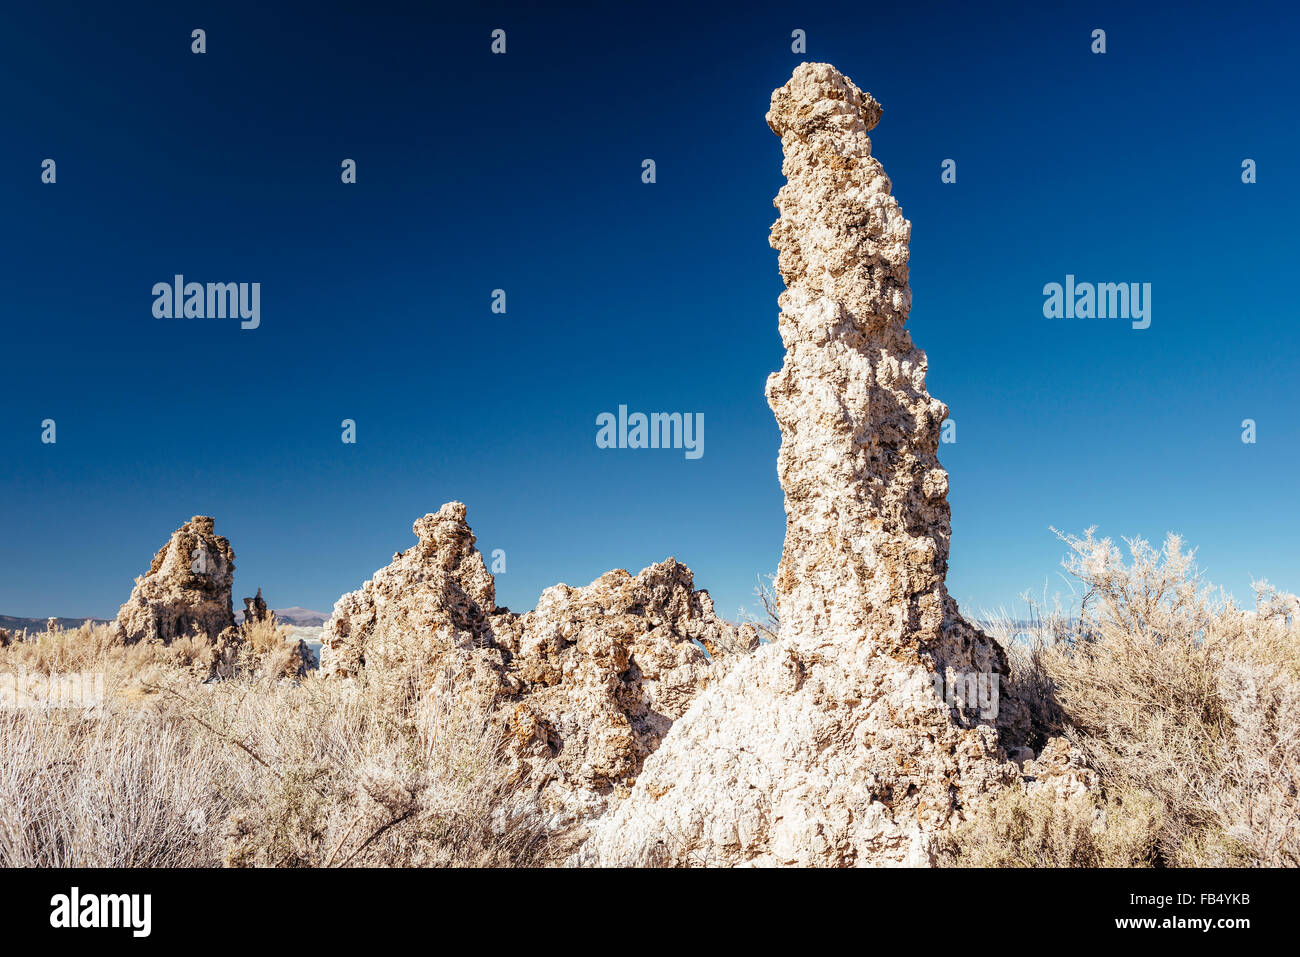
[[577, 63, 1023, 866]]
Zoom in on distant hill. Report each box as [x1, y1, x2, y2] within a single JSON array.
[[236, 606, 330, 627], [4, 606, 330, 633], [0, 615, 111, 633]]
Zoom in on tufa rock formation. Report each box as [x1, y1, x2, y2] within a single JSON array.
[[320, 502, 755, 825], [578, 63, 1038, 866], [320, 503, 498, 682], [281, 634, 319, 677], [243, 587, 271, 625], [114, 516, 237, 645]]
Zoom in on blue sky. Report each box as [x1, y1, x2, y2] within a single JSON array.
[[2, 0, 1297, 622]]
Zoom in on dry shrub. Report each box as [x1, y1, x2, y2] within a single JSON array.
[[0, 621, 199, 701], [0, 621, 557, 867], [0, 616, 308, 688], [935, 785, 1164, 867], [987, 530, 1300, 867], [0, 671, 556, 867], [0, 706, 228, 866], [0, 621, 132, 675], [235, 615, 311, 679], [738, 573, 780, 643], [193, 666, 556, 867]]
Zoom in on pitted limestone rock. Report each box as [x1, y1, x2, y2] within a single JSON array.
[[577, 63, 1033, 866], [320, 502, 750, 825], [114, 516, 236, 645], [242, 587, 271, 624]]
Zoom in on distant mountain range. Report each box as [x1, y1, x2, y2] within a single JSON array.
[[1, 615, 111, 633], [236, 606, 331, 627], [3, 607, 331, 633]]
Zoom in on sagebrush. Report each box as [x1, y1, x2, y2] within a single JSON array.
[[953, 530, 1300, 867], [0, 619, 560, 867]]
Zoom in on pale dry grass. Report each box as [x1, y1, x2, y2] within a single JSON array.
[[0, 620, 558, 868], [0, 706, 229, 866], [1, 621, 169, 679], [192, 667, 555, 867]]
